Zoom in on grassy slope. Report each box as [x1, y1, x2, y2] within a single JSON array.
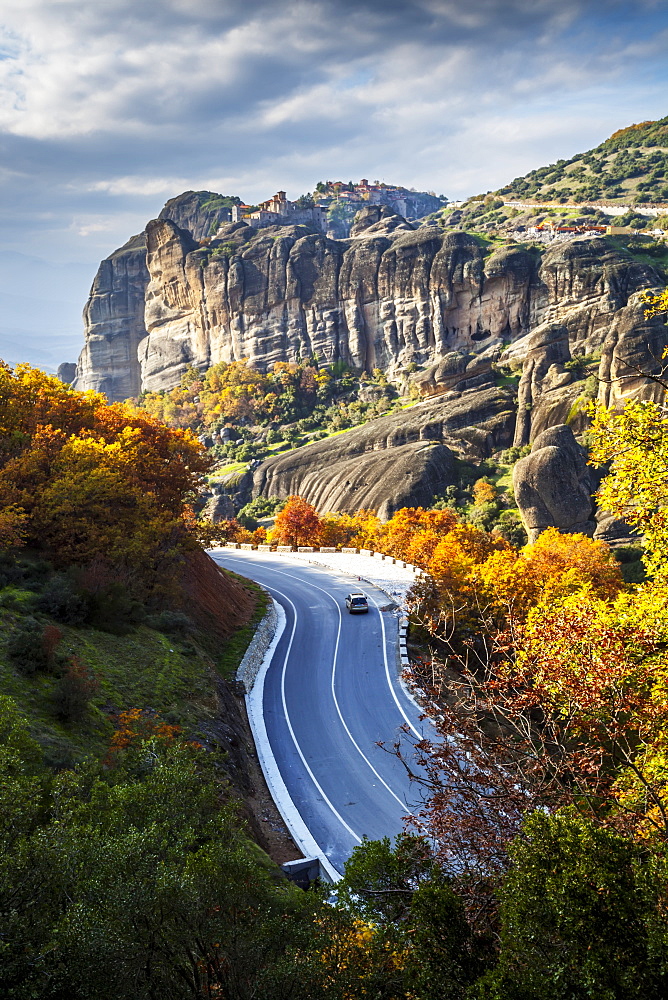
[[0, 569, 266, 770]]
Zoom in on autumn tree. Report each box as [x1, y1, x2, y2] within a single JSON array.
[[0, 363, 210, 586], [472, 479, 496, 505], [271, 495, 322, 547], [589, 397, 668, 579]]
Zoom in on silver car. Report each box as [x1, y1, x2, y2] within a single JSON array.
[[345, 592, 369, 614]]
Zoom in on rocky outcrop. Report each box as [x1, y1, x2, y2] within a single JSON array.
[[253, 385, 516, 516], [72, 233, 149, 399], [70, 195, 668, 532], [158, 190, 237, 241], [349, 205, 416, 238], [125, 224, 546, 399], [201, 492, 236, 523], [57, 362, 76, 385], [72, 192, 236, 399], [74, 195, 664, 415], [513, 425, 596, 543], [499, 242, 667, 447]]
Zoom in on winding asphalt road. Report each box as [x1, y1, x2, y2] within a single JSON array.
[[210, 550, 427, 876]]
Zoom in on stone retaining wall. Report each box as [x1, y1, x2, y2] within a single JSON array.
[[235, 594, 278, 693]]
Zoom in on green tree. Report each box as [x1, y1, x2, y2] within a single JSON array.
[[0, 705, 353, 1000], [338, 835, 484, 999], [477, 809, 667, 1000]]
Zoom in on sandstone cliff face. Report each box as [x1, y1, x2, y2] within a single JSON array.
[[72, 197, 668, 530], [513, 425, 595, 543], [72, 192, 235, 399], [132, 222, 545, 397], [75, 197, 664, 422], [157, 190, 236, 242], [72, 233, 148, 399]]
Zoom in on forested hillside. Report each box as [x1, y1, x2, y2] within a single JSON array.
[[497, 115, 668, 206]]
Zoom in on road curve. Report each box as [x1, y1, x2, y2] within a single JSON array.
[[210, 550, 428, 875]]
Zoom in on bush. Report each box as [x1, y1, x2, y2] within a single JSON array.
[[147, 610, 196, 636], [53, 657, 99, 722], [238, 496, 285, 520], [7, 618, 64, 675], [467, 502, 500, 533], [85, 583, 146, 636], [493, 510, 528, 547], [37, 575, 89, 625], [613, 545, 644, 564], [499, 445, 532, 465]]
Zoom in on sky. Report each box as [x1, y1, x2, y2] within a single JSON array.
[[1, 0, 668, 371]]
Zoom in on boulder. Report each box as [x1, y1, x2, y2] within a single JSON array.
[[202, 492, 236, 523], [57, 362, 76, 385], [513, 424, 595, 542]]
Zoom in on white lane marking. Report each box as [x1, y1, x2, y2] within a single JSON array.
[[268, 584, 362, 846], [248, 559, 416, 811], [366, 593, 422, 740], [263, 554, 424, 742], [325, 587, 413, 813], [217, 551, 419, 814], [243, 599, 341, 882]]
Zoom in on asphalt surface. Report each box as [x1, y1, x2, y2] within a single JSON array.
[[211, 550, 428, 875]]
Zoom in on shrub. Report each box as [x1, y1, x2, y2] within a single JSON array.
[[499, 445, 531, 464], [493, 509, 528, 547], [53, 657, 99, 722], [7, 618, 63, 675], [37, 575, 89, 625], [148, 610, 196, 636], [613, 545, 644, 564], [467, 501, 500, 533], [86, 583, 146, 635]]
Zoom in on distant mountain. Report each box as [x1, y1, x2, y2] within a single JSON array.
[[497, 116, 668, 207]]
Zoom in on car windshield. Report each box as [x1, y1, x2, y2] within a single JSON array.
[[352, 597, 366, 605]]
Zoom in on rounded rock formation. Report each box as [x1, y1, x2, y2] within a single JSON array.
[[513, 424, 595, 543]]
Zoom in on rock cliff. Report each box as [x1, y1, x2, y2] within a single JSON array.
[[74, 199, 663, 410], [253, 385, 515, 517], [71, 194, 667, 530]]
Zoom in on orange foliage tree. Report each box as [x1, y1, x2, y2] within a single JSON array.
[[271, 495, 322, 547], [478, 527, 623, 620], [472, 479, 496, 505], [0, 363, 210, 584]]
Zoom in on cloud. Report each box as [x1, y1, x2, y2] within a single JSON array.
[[0, 0, 667, 362]]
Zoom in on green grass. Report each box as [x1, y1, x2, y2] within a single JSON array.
[[0, 594, 220, 767], [0, 571, 268, 767], [208, 461, 246, 480], [214, 574, 268, 679]]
